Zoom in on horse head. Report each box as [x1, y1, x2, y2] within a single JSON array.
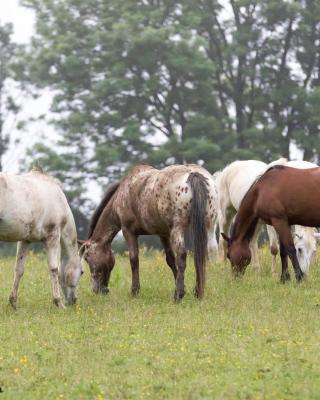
[[221, 233, 251, 276], [78, 239, 115, 294], [60, 251, 84, 306], [293, 226, 317, 274]]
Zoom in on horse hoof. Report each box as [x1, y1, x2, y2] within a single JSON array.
[[53, 298, 66, 309], [9, 296, 17, 310], [296, 271, 305, 283], [174, 290, 185, 302], [131, 287, 140, 297], [193, 287, 204, 299], [280, 272, 290, 284]]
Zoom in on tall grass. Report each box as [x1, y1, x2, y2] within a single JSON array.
[[0, 247, 320, 399]]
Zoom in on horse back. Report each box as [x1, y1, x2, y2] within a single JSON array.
[[0, 172, 73, 241], [255, 166, 320, 226], [113, 164, 217, 235]]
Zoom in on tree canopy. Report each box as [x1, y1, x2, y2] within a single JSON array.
[[0, 22, 27, 171], [20, 0, 320, 210]]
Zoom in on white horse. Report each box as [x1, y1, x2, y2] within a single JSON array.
[[0, 168, 83, 309], [216, 159, 318, 274]]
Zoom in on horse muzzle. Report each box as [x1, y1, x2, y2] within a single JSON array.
[[65, 295, 77, 306]]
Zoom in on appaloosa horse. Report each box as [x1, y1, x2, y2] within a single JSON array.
[[79, 164, 217, 301], [1, 168, 83, 308], [222, 165, 320, 283]]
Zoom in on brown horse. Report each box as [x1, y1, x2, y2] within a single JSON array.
[[222, 165, 320, 283], [79, 164, 217, 301]]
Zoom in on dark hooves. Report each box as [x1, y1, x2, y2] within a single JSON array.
[[174, 290, 185, 303], [280, 273, 291, 284], [131, 287, 140, 297], [193, 287, 204, 299], [101, 287, 110, 294], [296, 271, 305, 283], [8, 297, 17, 310]]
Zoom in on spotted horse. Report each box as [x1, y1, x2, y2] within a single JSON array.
[[79, 164, 218, 301]]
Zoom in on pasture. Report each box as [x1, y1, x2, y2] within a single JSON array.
[[1, 248, 320, 399]]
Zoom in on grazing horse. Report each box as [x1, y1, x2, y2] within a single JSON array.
[[79, 164, 217, 301], [221, 165, 320, 283], [1, 169, 83, 308], [216, 159, 318, 273]]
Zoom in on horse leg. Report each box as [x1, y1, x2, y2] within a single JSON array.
[[267, 225, 279, 276], [170, 228, 187, 302], [46, 233, 64, 308], [9, 241, 29, 309], [122, 228, 140, 296], [160, 236, 177, 280], [207, 222, 218, 261], [271, 218, 304, 283], [218, 207, 235, 261], [279, 241, 290, 283], [250, 223, 261, 272]]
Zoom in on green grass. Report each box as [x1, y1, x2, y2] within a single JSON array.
[[1, 247, 320, 399]]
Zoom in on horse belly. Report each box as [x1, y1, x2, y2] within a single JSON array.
[[288, 208, 320, 227], [0, 217, 36, 242]]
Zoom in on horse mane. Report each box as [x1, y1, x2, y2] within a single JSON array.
[[231, 164, 287, 242], [239, 164, 287, 208], [30, 166, 63, 187], [87, 182, 120, 239], [264, 164, 286, 174], [31, 165, 45, 174]]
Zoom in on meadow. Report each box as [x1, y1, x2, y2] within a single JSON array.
[[1, 248, 320, 399]]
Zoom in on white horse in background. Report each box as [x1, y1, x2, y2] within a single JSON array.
[[216, 159, 319, 274], [0, 168, 83, 309]]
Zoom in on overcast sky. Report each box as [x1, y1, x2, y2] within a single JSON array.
[[0, 0, 35, 44], [0, 1, 58, 174]]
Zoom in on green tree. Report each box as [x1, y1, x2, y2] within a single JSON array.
[[0, 22, 25, 171], [21, 0, 320, 204]]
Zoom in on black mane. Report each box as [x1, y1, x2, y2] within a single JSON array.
[[264, 164, 286, 173], [239, 164, 287, 210], [87, 182, 120, 239]]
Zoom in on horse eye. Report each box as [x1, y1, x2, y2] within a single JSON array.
[[81, 270, 84, 275], [297, 248, 302, 253]]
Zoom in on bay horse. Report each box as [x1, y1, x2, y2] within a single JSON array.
[[222, 165, 320, 283], [216, 159, 318, 274], [1, 168, 83, 309], [79, 164, 217, 301]]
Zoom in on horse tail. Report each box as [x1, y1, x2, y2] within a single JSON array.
[[187, 172, 209, 298]]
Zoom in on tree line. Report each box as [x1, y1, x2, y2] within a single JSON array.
[[1, 0, 320, 236]]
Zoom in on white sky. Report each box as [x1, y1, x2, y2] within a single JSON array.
[[0, 0, 58, 174], [0, 1, 104, 203], [0, 0, 35, 44]]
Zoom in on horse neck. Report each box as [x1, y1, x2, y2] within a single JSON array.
[[232, 194, 258, 244], [60, 221, 81, 271], [91, 197, 120, 244]]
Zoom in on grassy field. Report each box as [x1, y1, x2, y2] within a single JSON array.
[[1, 248, 320, 399]]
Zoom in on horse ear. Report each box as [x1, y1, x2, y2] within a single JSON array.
[[78, 240, 89, 257], [77, 239, 86, 249], [221, 232, 230, 243]]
